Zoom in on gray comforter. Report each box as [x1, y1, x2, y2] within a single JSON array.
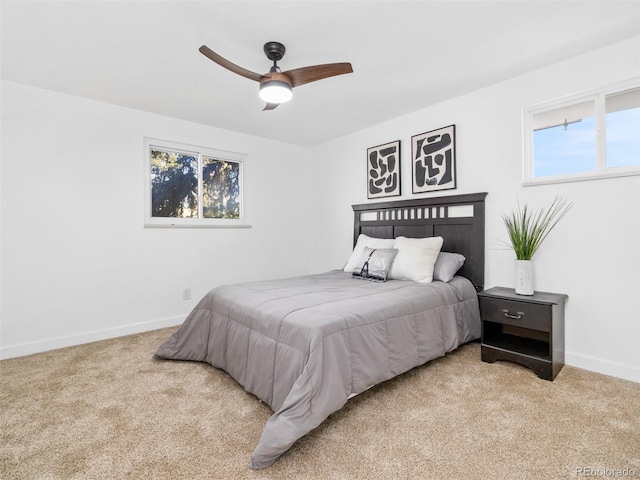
[[155, 270, 480, 468]]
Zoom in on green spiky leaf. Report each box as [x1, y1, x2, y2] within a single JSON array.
[[502, 196, 573, 260]]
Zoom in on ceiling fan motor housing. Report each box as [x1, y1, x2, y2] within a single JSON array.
[[260, 71, 291, 87], [264, 41, 286, 62]]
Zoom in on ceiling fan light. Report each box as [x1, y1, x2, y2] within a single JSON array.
[[259, 80, 293, 104]]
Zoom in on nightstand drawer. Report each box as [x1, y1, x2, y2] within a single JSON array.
[[482, 297, 550, 332]]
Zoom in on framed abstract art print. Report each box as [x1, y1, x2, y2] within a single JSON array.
[[411, 125, 456, 194], [367, 140, 401, 199]]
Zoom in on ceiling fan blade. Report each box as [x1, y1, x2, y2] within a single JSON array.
[[283, 63, 353, 88], [199, 45, 262, 82], [263, 102, 279, 111]]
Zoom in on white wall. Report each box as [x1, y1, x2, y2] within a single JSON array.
[[308, 36, 640, 382], [0, 80, 313, 358]]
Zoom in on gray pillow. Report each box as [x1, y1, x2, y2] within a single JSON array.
[[352, 247, 398, 282], [433, 252, 465, 282]]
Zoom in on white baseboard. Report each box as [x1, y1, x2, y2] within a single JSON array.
[[0, 316, 185, 360], [4, 322, 638, 384], [566, 351, 640, 383]]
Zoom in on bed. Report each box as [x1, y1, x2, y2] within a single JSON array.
[[155, 192, 487, 468]]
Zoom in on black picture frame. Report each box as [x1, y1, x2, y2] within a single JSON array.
[[411, 124, 456, 194], [367, 140, 401, 199]]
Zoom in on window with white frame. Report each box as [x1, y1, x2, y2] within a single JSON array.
[[144, 138, 249, 227], [523, 79, 640, 185]]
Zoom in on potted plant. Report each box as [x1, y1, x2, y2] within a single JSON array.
[[503, 196, 573, 295]]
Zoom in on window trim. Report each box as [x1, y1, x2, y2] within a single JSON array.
[[522, 77, 640, 186], [143, 137, 250, 228]]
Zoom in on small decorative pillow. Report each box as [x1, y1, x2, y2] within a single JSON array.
[[388, 236, 444, 283], [433, 252, 466, 283], [352, 247, 398, 282], [344, 234, 395, 273]]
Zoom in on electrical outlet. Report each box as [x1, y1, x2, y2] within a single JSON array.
[[182, 288, 191, 301]]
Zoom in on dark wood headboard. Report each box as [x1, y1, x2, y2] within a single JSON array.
[[352, 192, 487, 291]]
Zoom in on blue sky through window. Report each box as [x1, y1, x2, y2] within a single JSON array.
[[533, 117, 596, 177], [606, 107, 640, 168], [533, 107, 639, 177]]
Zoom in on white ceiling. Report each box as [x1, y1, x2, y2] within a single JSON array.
[[2, 1, 640, 146]]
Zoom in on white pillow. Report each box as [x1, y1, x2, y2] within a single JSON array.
[[388, 236, 444, 283], [343, 234, 395, 273]]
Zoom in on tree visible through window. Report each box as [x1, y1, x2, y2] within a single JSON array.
[[145, 139, 247, 227], [202, 157, 240, 219], [151, 150, 199, 218]]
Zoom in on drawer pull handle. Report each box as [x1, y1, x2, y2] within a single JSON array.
[[502, 309, 525, 319]]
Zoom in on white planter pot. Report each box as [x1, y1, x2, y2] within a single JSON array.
[[515, 259, 534, 295]]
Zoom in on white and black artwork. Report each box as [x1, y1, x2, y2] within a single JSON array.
[[411, 125, 456, 193], [367, 140, 401, 199]]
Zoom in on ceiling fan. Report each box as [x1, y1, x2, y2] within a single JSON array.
[[199, 42, 353, 111]]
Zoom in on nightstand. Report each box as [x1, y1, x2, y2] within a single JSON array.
[[478, 287, 567, 381]]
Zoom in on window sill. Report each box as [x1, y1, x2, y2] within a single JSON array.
[[144, 222, 252, 228], [523, 168, 640, 186]]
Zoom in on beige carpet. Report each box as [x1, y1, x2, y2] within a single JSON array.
[[1, 327, 639, 480]]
